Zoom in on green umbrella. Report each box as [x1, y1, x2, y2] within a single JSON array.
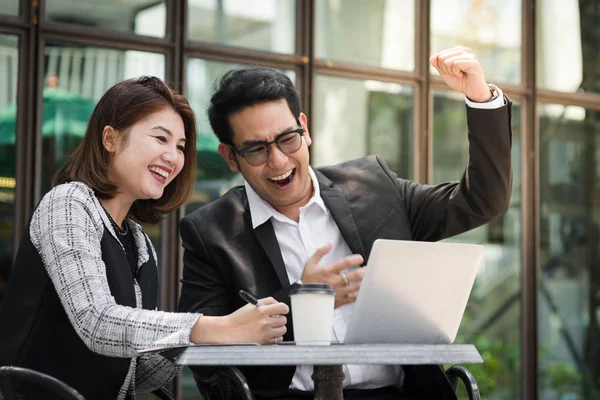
[[0, 88, 96, 145], [196, 132, 234, 179], [0, 88, 96, 186]]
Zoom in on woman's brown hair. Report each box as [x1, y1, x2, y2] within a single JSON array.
[[53, 76, 197, 224]]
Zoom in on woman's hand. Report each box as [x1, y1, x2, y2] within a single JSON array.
[[190, 297, 289, 345]]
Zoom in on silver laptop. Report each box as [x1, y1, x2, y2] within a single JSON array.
[[344, 239, 484, 345]]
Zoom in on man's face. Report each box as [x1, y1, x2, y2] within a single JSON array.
[[218, 100, 313, 211]]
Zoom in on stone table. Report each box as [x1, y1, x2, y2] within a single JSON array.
[[139, 343, 483, 400]]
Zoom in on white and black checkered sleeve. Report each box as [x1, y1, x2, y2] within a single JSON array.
[[29, 183, 201, 358], [134, 354, 180, 393]]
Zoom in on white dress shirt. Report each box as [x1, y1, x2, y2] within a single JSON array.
[[246, 167, 402, 390], [244, 90, 506, 391]]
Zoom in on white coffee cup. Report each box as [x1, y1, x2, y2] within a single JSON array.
[[289, 283, 336, 345]]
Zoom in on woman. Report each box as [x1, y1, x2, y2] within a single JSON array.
[[0, 76, 288, 399]]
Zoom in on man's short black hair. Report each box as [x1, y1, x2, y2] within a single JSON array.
[[208, 67, 301, 144]]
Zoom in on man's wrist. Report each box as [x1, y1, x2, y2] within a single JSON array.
[[464, 84, 504, 109], [467, 83, 499, 103], [483, 84, 500, 102]]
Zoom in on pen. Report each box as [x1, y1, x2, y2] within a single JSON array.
[[239, 289, 263, 307]]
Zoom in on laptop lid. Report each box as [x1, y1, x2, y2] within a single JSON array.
[[344, 239, 484, 344]]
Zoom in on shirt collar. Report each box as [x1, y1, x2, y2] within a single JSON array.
[[245, 166, 328, 229]]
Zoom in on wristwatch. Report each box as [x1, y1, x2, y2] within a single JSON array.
[[485, 83, 499, 102]]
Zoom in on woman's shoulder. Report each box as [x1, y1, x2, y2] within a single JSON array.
[[34, 182, 102, 223], [29, 182, 105, 247], [42, 181, 95, 203]]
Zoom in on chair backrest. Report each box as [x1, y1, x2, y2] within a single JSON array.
[[0, 366, 85, 400], [152, 386, 176, 400], [193, 367, 255, 400]]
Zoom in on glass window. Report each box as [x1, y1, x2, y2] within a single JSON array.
[[0, 0, 19, 16], [538, 103, 600, 399], [430, 0, 522, 84], [432, 91, 522, 399], [41, 42, 165, 260], [185, 59, 244, 219], [0, 34, 18, 303], [313, 75, 413, 179], [187, 0, 296, 54], [537, 0, 600, 94], [45, 0, 166, 38], [315, 0, 415, 71]]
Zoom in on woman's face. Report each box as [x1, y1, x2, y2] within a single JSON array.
[[107, 107, 186, 203]]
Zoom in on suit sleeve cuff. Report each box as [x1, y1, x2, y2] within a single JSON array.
[[465, 86, 505, 109]]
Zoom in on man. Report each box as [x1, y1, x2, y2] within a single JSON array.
[[179, 46, 512, 400]]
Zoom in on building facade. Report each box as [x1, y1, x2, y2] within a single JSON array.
[[0, 0, 599, 399]]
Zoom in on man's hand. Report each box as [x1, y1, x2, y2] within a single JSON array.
[[300, 244, 365, 308], [430, 46, 492, 103]]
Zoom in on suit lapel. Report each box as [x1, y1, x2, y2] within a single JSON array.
[[253, 218, 290, 287], [317, 173, 367, 260], [242, 190, 290, 288]]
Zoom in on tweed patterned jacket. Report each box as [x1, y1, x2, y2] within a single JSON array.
[[27, 182, 200, 399]]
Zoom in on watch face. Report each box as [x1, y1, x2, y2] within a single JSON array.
[[489, 84, 499, 98]]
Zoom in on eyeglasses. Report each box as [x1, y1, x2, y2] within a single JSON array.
[[231, 126, 305, 166]]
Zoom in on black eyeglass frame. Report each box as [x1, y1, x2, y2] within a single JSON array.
[[231, 122, 305, 166]]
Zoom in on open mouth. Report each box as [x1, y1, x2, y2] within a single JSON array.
[[148, 165, 171, 183], [267, 168, 296, 187]]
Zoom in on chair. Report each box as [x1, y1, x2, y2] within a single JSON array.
[[195, 365, 481, 400], [152, 386, 176, 400], [0, 366, 180, 400], [0, 366, 85, 400], [194, 367, 255, 400], [446, 365, 481, 400]]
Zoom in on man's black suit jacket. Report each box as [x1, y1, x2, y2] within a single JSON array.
[[178, 100, 513, 398]]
